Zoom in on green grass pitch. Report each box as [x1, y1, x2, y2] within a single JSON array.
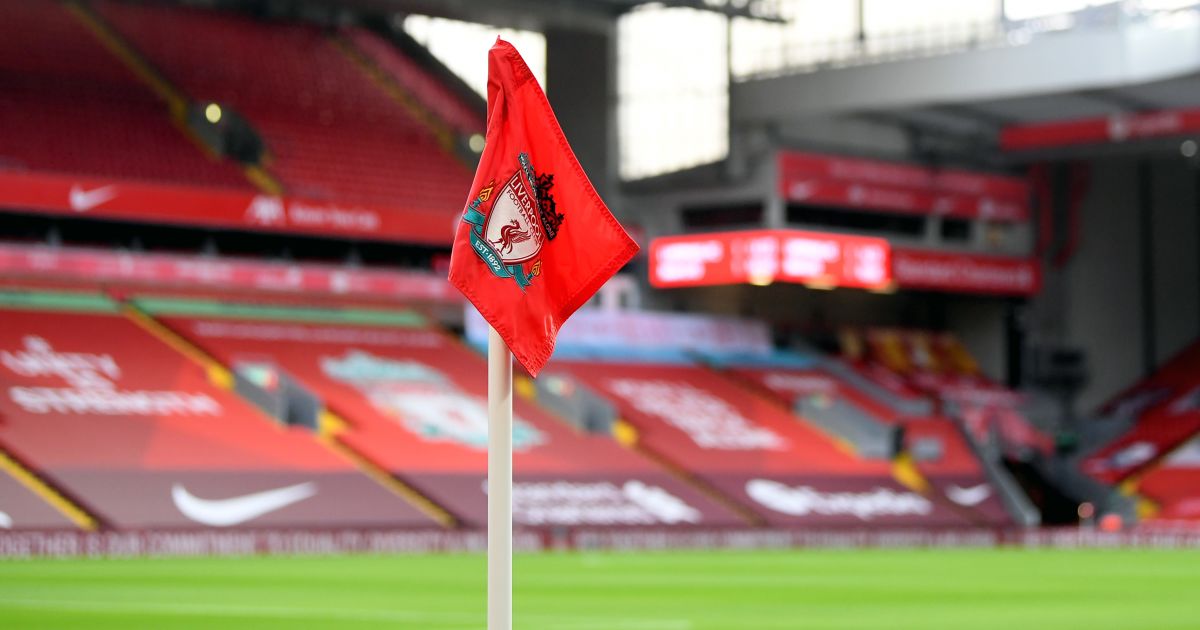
[[0, 548, 1196, 629]]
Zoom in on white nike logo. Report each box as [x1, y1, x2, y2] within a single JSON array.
[[171, 482, 317, 527], [945, 483, 992, 507], [0, 510, 11, 529], [68, 185, 118, 212]]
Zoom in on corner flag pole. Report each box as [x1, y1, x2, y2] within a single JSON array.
[[487, 324, 513, 630]]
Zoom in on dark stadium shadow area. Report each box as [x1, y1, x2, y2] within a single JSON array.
[[786, 203, 927, 236], [0, 211, 449, 270], [1004, 459, 1081, 525]]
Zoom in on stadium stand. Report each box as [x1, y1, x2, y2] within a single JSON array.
[[0, 1, 249, 187], [0, 289, 436, 530], [1083, 340, 1200, 484], [139, 298, 745, 528], [843, 327, 1053, 456], [95, 0, 473, 207], [545, 357, 977, 528], [722, 356, 1012, 526]]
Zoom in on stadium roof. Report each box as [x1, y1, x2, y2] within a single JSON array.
[[188, 0, 784, 30]]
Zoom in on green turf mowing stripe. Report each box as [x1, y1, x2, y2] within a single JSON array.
[[131, 296, 426, 327], [0, 550, 1197, 629], [0, 290, 117, 313]]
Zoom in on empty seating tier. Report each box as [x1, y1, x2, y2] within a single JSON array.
[[97, 1, 473, 209], [0, 1, 250, 187]]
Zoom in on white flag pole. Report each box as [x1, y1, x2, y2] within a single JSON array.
[[487, 324, 513, 630]]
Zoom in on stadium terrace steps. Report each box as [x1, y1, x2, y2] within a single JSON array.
[[0, 290, 437, 530], [0, 1, 251, 188], [96, 1, 473, 208], [546, 359, 978, 528], [137, 299, 745, 529]]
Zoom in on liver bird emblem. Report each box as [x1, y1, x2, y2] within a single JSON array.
[[491, 219, 533, 256]]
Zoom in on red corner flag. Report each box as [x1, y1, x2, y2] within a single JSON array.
[[448, 39, 639, 377]]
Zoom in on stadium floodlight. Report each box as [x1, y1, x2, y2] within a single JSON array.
[[204, 103, 223, 124], [469, 133, 486, 153]]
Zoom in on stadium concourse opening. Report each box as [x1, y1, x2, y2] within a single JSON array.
[[2, 0, 1200, 628]]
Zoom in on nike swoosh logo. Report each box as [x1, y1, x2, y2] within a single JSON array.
[[0, 510, 11, 529], [171, 482, 317, 527], [945, 483, 992, 506], [68, 185, 118, 212]]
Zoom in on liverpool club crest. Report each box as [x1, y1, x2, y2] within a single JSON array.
[[461, 152, 563, 290], [485, 171, 543, 264]]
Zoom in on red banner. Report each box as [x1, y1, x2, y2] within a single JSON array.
[[891, 249, 1040, 296], [650, 229, 892, 290], [777, 151, 1030, 222], [0, 170, 456, 245], [0, 244, 459, 303], [1001, 108, 1200, 151]]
